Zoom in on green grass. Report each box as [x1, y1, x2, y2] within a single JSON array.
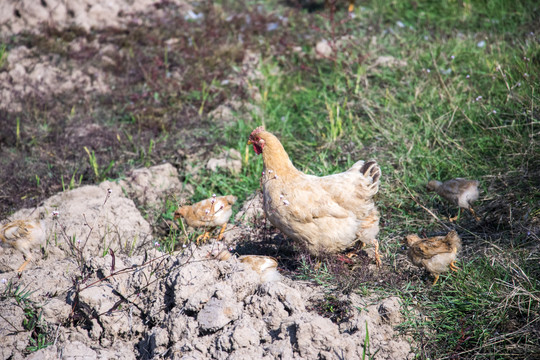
[[1, 280, 52, 353], [187, 0, 539, 357]]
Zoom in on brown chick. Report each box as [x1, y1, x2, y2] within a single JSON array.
[[248, 127, 382, 266], [0, 219, 46, 272], [174, 195, 237, 244], [427, 178, 480, 221], [239, 255, 281, 283], [406, 231, 462, 285]]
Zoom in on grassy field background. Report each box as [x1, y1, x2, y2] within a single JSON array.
[[1, 0, 539, 358]]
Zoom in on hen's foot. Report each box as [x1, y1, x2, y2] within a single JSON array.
[[337, 255, 355, 264], [374, 241, 382, 267]]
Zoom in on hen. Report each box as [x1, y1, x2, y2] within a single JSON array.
[[174, 195, 237, 244], [405, 231, 462, 285], [248, 127, 382, 265], [1, 218, 46, 272], [427, 178, 480, 221]]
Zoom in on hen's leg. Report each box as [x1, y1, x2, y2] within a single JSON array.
[[348, 0, 355, 12], [374, 240, 382, 267], [449, 261, 460, 272], [432, 274, 440, 286], [216, 223, 227, 241]]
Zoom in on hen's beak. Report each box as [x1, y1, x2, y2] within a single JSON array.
[[247, 140, 253, 145]]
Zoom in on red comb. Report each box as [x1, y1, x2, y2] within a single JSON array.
[[250, 126, 264, 136]]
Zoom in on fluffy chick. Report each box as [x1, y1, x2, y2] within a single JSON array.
[[406, 231, 462, 285], [239, 255, 281, 283], [1, 219, 46, 272], [427, 178, 480, 221], [174, 195, 237, 244]]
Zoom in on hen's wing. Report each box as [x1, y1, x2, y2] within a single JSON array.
[[277, 180, 350, 224]]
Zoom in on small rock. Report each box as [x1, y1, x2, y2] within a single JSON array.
[[197, 298, 241, 332], [206, 149, 242, 174], [315, 39, 333, 58], [378, 296, 402, 326]]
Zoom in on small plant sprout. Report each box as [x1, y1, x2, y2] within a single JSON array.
[[450, 55, 455, 60], [268, 169, 274, 174], [283, 199, 290, 206], [108, 188, 112, 194], [523, 73, 529, 78], [466, 74, 470, 79], [492, 110, 497, 114], [154, 241, 160, 247], [1, 278, 6, 284], [52, 211, 60, 219], [205, 209, 210, 214]]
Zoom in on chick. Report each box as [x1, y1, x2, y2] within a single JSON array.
[[406, 231, 462, 285], [239, 255, 281, 283], [174, 195, 237, 244], [1, 219, 46, 272], [427, 178, 480, 221]]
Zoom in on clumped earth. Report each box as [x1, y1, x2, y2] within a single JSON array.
[[1, 165, 412, 359]]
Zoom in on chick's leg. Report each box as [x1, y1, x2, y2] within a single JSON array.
[[449, 261, 460, 272], [196, 231, 210, 245], [216, 223, 227, 241], [469, 207, 480, 222], [432, 274, 440, 286], [449, 208, 461, 222], [17, 256, 32, 272]]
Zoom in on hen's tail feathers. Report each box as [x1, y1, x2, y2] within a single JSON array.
[[359, 160, 381, 191]]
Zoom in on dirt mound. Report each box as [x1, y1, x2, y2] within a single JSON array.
[[0, 163, 413, 359], [0, 0, 193, 35]]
